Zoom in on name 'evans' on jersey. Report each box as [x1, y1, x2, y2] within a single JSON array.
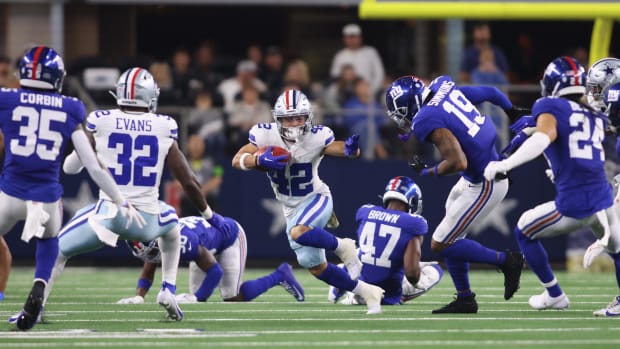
[[115, 117, 152, 132]]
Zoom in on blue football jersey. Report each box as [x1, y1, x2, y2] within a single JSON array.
[[356, 204, 428, 305], [412, 76, 500, 183], [533, 97, 613, 218], [0, 87, 85, 201], [177, 215, 239, 262]]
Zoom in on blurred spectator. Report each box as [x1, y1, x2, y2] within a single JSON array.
[[227, 85, 271, 151], [470, 47, 509, 86], [571, 46, 590, 69], [0, 55, 18, 88], [459, 21, 509, 84], [246, 44, 263, 74], [180, 134, 224, 215], [260, 45, 286, 104], [170, 46, 195, 105], [217, 59, 267, 114], [192, 40, 225, 106], [330, 23, 385, 96], [323, 63, 359, 112], [283, 59, 314, 100], [149, 61, 176, 105], [186, 90, 226, 157], [342, 79, 388, 159]]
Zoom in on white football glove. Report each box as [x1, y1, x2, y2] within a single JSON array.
[[117, 295, 144, 304], [118, 202, 146, 229], [175, 293, 199, 304], [483, 161, 509, 181], [545, 169, 555, 183]]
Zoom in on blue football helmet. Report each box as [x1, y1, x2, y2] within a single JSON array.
[[126, 240, 161, 264], [385, 76, 430, 133], [604, 82, 620, 130], [18, 46, 66, 92], [382, 176, 423, 215], [540, 56, 586, 97]]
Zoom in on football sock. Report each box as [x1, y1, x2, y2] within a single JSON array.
[[159, 228, 180, 286], [34, 237, 59, 282], [515, 228, 562, 297], [294, 227, 338, 250], [194, 263, 223, 302], [43, 253, 68, 306], [440, 239, 504, 266], [317, 263, 357, 291], [445, 258, 472, 297], [611, 252, 620, 289], [239, 270, 281, 301]]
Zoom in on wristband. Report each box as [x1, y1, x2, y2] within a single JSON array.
[[137, 278, 152, 291], [239, 153, 252, 171], [420, 164, 439, 177]]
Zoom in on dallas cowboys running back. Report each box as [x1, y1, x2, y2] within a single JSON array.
[[232, 89, 386, 314], [331, 176, 443, 306], [385, 75, 525, 313], [118, 214, 304, 304], [39, 67, 214, 322], [0, 46, 141, 330], [484, 56, 620, 311]]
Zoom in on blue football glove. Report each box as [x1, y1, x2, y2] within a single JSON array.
[[509, 115, 536, 134], [398, 132, 412, 142], [500, 130, 530, 158], [206, 213, 226, 231], [344, 134, 360, 157], [257, 146, 288, 170]]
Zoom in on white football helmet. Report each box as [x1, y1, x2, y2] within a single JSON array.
[[587, 58, 620, 111], [272, 89, 313, 142], [114, 67, 160, 113]]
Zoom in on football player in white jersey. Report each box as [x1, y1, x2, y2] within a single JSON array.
[[0, 47, 142, 330], [232, 89, 385, 314], [36, 67, 214, 322]]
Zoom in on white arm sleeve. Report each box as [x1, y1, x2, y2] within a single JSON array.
[[502, 131, 551, 171], [63, 150, 84, 174], [71, 129, 125, 205]]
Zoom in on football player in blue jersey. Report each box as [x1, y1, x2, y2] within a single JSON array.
[[385, 75, 526, 313], [330, 176, 443, 306], [233, 89, 385, 314], [117, 214, 305, 304], [484, 56, 620, 311], [0, 46, 143, 330]]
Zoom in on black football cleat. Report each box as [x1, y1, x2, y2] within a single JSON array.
[[16, 280, 45, 330], [432, 293, 478, 314], [499, 251, 525, 300]]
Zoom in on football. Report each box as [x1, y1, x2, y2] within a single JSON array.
[[254, 146, 291, 171]]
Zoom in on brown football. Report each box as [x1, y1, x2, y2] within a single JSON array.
[[254, 146, 291, 171]]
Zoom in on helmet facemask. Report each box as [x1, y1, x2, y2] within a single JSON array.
[[275, 114, 311, 143]]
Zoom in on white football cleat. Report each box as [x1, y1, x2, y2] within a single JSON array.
[[157, 288, 183, 321], [335, 238, 362, 280], [116, 295, 144, 304], [593, 295, 620, 317], [528, 290, 569, 310], [401, 263, 443, 302], [356, 280, 384, 315], [175, 293, 199, 304]]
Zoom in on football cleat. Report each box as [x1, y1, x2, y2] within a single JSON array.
[[528, 290, 569, 310], [175, 293, 199, 304], [356, 280, 385, 315], [499, 251, 524, 300], [157, 286, 183, 321], [335, 238, 362, 280], [401, 263, 444, 302], [327, 285, 347, 304], [593, 295, 620, 317], [9, 306, 44, 325], [432, 293, 478, 314], [277, 263, 305, 302], [15, 281, 45, 330]]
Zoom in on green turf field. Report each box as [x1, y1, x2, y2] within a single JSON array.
[[0, 266, 619, 348]]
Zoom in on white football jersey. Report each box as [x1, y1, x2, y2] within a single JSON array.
[[86, 109, 178, 213], [249, 122, 334, 217]]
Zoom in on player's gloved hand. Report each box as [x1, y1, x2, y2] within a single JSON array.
[[505, 106, 532, 123], [117, 295, 144, 304], [119, 201, 146, 229], [483, 160, 509, 181], [344, 134, 360, 157], [509, 114, 536, 135], [398, 132, 412, 142], [500, 130, 530, 157], [408, 155, 429, 174], [257, 146, 288, 170]]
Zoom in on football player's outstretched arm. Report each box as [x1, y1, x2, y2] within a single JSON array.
[[403, 235, 423, 285], [166, 142, 211, 217], [428, 128, 467, 175], [323, 134, 360, 158], [460, 85, 530, 122], [232, 143, 259, 170]]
